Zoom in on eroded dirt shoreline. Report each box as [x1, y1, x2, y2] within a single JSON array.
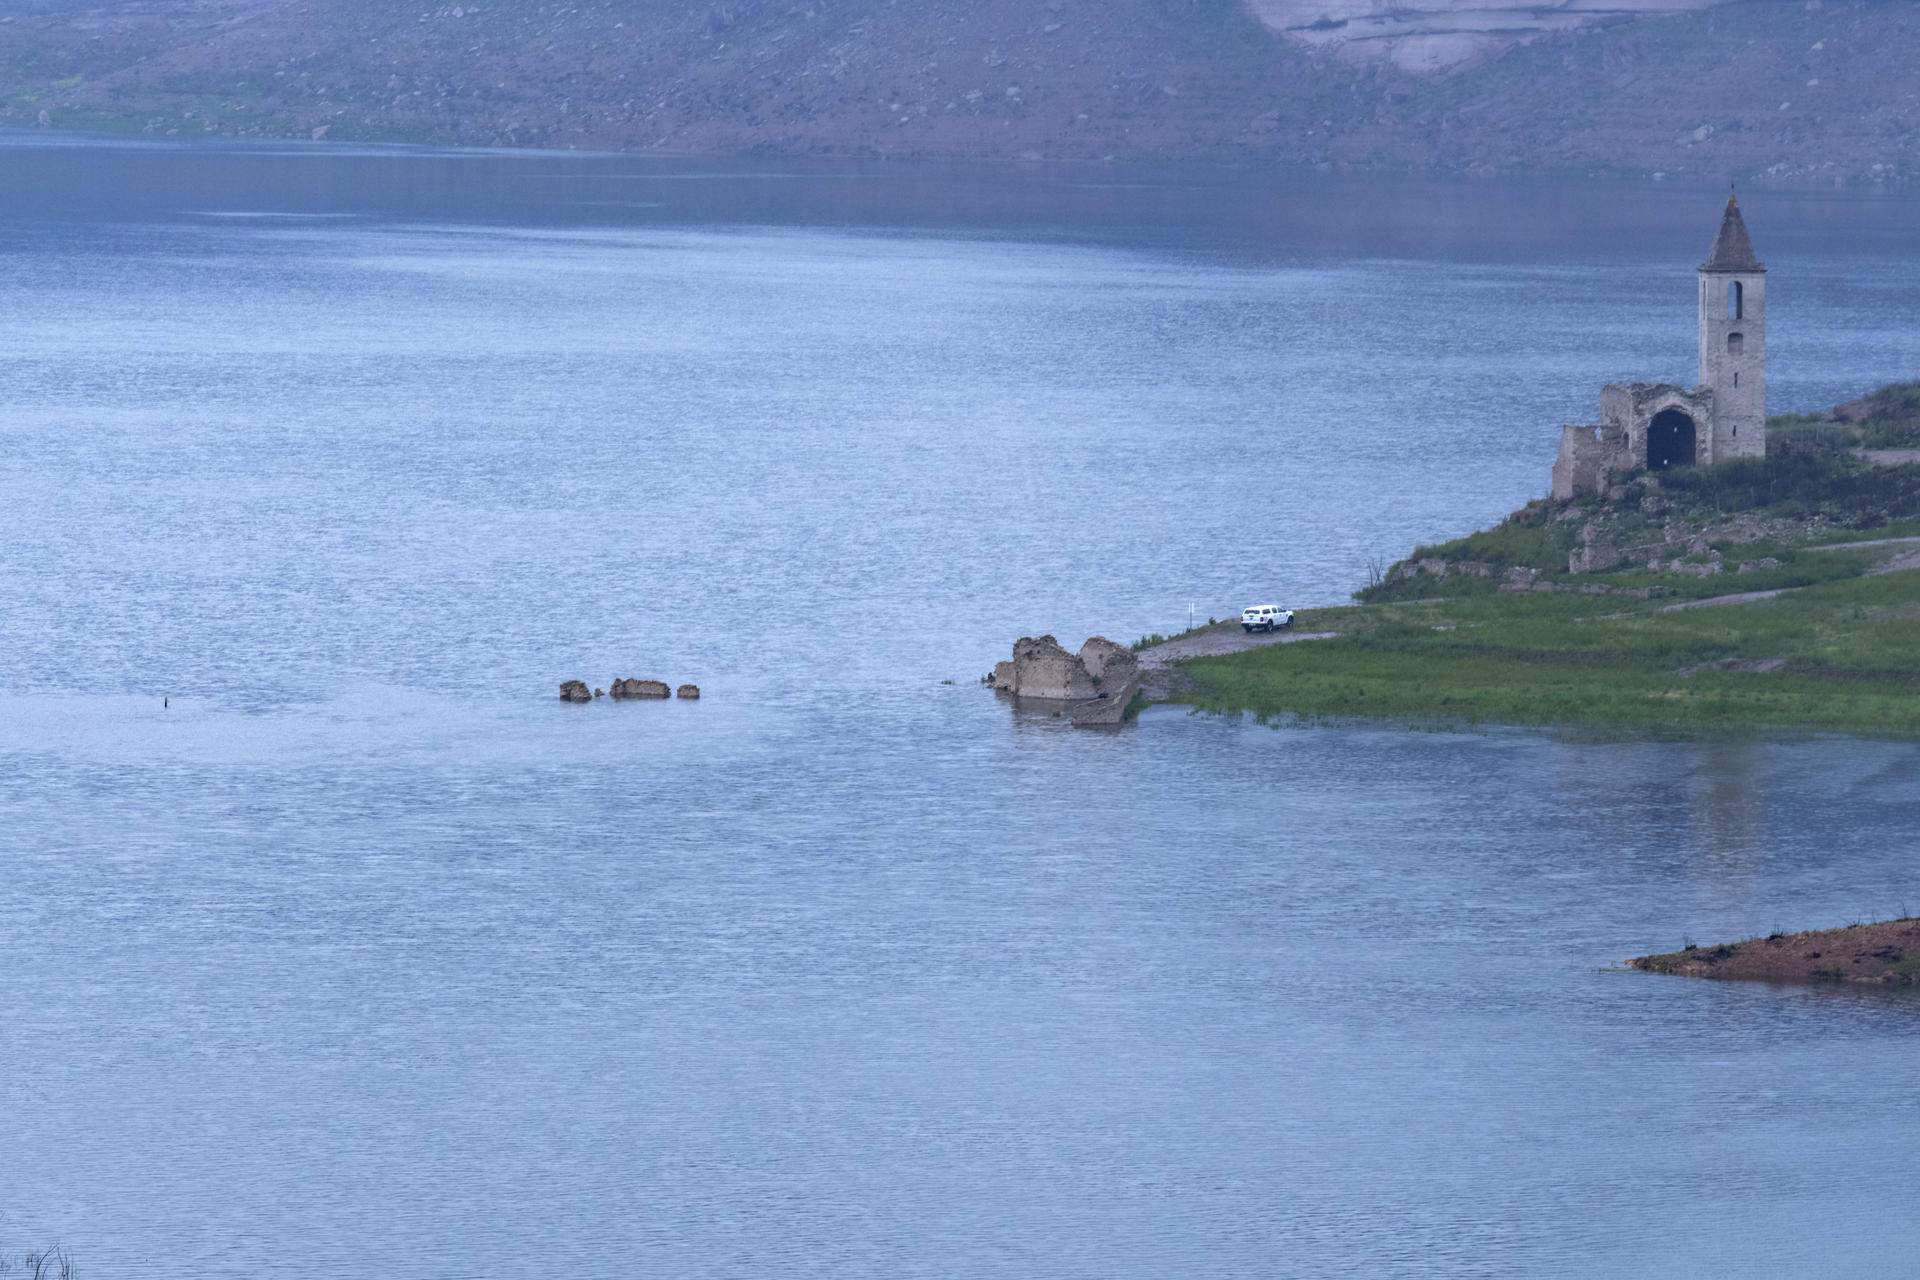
[[1632, 919, 1920, 988]]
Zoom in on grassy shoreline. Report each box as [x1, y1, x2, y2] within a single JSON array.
[[1175, 575, 1920, 737], [1165, 391, 1920, 738]]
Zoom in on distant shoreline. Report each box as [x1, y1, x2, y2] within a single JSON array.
[[4, 119, 1914, 194]]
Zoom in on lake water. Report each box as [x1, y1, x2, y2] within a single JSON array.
[[2, 136, 1919, 1277]]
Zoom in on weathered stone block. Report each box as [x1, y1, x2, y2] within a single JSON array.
[[610, 678, 671, 699]]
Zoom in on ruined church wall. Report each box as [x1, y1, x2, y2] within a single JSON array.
[[1551, 426, 1611, 500]]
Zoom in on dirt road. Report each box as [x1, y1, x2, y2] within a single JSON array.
[[1137, 626, 1337, 667], [1135, 626, 1337, 700]]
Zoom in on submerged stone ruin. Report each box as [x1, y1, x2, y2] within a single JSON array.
[[987, 634, 1140, 727], [610, 678, 671, 700], [559, 677, 701, 702]]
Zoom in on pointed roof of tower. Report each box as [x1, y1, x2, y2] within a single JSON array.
[[1702, 193, 1764, 273]]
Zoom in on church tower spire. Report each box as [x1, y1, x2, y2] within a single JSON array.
[[1699, 193, 1767, 460]]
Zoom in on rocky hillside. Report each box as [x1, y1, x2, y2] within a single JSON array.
[[1, 0, 1915, 182]]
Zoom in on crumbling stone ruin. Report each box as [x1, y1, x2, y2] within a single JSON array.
[[991, 635, 1095, 700], [988, 634, 1141, 727], [1552, 196, 1767, 500]]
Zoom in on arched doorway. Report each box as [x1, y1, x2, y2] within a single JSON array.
[[1647, 408, 1697, 471]]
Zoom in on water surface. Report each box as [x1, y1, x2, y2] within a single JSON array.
[[1, 137, 1918, 1277]]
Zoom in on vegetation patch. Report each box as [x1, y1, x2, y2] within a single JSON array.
[[1769, 381, 1920, 451]]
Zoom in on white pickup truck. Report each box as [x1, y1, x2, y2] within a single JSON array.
[[1240, 604, 1294, 633]]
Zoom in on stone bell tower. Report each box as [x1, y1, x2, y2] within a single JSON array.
[[1698, 193, 1766, 460]]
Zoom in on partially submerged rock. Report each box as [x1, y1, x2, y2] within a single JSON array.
[[1631, 918, 1920, 987], [676, 684, 700, 699], [610, 678, 672, 700], [559, 680, 593, 703]]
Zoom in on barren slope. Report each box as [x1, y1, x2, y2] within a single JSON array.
[[0, 0, 1914, 182]]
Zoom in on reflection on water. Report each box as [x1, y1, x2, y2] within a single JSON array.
[[1, 139, 1920, 1278], [1693, 740, 1765, 871]]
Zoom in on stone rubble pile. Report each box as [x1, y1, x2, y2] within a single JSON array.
[[1561, 507, 1827, 581]]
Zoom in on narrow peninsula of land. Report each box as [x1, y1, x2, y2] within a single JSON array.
[[1632, 919, 1920, 988], [1150, 383, 1920, 738]]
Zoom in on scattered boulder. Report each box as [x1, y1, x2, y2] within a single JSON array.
[[1738, 557, 1783, 574], [609, 678, 671, 700], [676, 684, 700, 699], [559, 680, 593, 703], [593, 687, 606, 698]]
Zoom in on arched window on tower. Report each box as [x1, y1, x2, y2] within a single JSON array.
[[1728, 332, 1744, 356], [1729, 281, 1744, 320]]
